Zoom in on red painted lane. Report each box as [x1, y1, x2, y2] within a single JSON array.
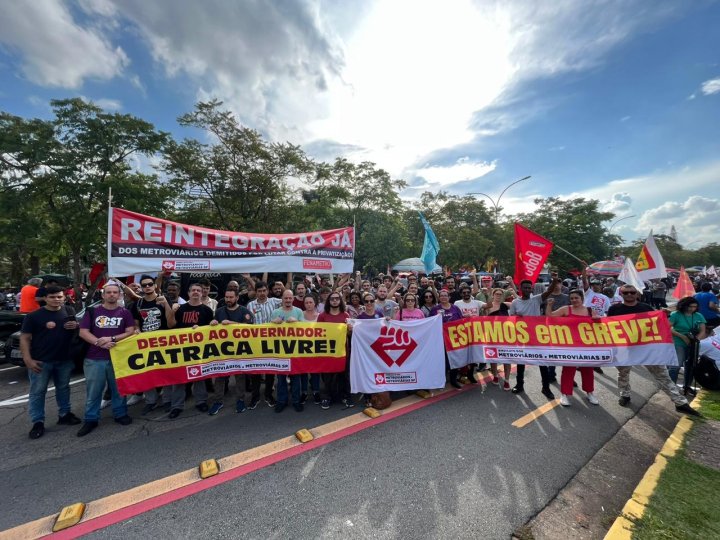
[[46, 372, 502, 539]]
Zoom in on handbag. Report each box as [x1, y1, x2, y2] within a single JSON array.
[[370, 391, 392, 410]]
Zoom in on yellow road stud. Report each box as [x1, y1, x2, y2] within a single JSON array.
[[199, 459, 219, 479], [295, 429, 314, 443], [415, 390, 433, 399], [363, 407, 381, 418], [52, 502, 85, 532]]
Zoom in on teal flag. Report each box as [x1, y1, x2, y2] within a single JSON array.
[[419, 212, 440, 274]]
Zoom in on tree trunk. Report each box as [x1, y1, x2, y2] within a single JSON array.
[[29, 255, 40, 276]]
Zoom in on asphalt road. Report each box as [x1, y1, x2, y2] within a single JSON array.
[[0, 362, 680, 539]]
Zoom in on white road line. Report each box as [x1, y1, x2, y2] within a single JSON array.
[[0, 366, 21, 372], [0, 378, 86, 407]]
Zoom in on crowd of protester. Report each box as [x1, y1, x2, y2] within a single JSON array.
[[18, 267, 718, 440]]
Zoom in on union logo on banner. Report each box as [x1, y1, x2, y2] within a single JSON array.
[[187, 366, 202, 379], [370, 326, 417, 368]]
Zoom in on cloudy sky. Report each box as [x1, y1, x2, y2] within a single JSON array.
[[1, 0, 719, 246]]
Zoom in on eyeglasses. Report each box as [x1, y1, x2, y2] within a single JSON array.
[[424, 295, 434, 299], [406, 299, 415, 302], [329, 297, 341, 301], [364, 299, 375, 304], [141, 282, 155, 288], [621, 291, 637, 295]]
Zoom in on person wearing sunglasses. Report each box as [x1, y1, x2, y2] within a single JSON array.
[[130, 275, 176, 415], [394, 293, 425, 321], [420, 290, 437, 317], [317, 293, 353, 409], [357, 294, 384, 319], [608, 285, 700, 416]]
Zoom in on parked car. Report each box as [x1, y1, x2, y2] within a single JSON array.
[[5, 301, 101, 371], [0, 310, 26, 361]]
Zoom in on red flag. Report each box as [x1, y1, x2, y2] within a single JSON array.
[[514, 223, 554, 284], [672, 266, 695, 299]]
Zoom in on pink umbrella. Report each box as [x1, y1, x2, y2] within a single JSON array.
[[588, 260, 623, 276]]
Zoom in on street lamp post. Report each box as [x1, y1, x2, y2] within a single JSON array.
[[469, 175, 531, 222], [607, 215, 635, 258]]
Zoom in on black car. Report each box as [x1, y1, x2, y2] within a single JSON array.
[[0, 310, 26, 362], [5, 302, 101, 371]]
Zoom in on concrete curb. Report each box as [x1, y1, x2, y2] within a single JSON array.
[[603, 390, 705, 539]]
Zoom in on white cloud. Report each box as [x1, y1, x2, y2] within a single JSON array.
[[0, 0, 128, 88], [637, 196, 720, 247], [604, 192, 633, 215], [413, 158, 497, 186], [701, 77, 720, 95], [79, 96, 122, 111]]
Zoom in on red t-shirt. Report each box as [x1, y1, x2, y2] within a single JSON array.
[[317, 311, 350, 323], [19, 285, 39, 313]]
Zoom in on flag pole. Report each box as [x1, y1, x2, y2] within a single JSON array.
[[552, 242, 586, 265]]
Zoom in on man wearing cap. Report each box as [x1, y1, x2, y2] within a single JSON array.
[[582, 268, 611, 316], [609, 284, 700, 416]]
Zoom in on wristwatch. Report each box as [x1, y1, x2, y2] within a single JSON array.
[[111, 336, 117, 343]]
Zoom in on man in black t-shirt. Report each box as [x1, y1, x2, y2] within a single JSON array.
[[207, 289, 255, 415], [168, 283, 214, 419], [20, 286, 82, 439], [131, 275, 176, 414], [610, 285, 700, 416]]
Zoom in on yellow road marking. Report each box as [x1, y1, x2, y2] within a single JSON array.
[[511, 399, 561, 428], [604, 391, 703, 539]]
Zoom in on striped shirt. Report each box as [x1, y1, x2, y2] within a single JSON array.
[[246, 297, 282, 324]]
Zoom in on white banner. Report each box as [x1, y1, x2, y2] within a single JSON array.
[[350, 316, 446, 394]]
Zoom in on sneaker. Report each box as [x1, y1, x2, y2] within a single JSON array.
[[29, 422, 44, 439], [321, 399, 330, 410], [293, 403, 304, 412], [141, 403, 157, 415], [274, 402, 286, 413], [248, 397, 259, 410], [541, 386, 555, 400], [675, 403, 701, 417], [586, 392, 599, 405], [573, 381, 578, 388], [195, 403, 209, 413], [342, 398, 355, 409], [560, 394, 571, 407], [208, 402, 224, 416], [299, 392, 308, 405], [163, 402, 172, 413], [114, 415, 133, 425], [168, 408, 182, 419], [313, 392, 322, 405], [126, 394, 143, 406], [57, 412, 81, 425], [618, 396, 631, 407], [77, 422, 98, 437], [100, 399, 111, 410], [491, 376, 500, 385], [265, 397, 277, 407], [503, 381, 511, 391], [235, 400, 246, 413], [511, 385, 524, 394]]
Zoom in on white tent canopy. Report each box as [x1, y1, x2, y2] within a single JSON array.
[[392, 257, 442, 273]]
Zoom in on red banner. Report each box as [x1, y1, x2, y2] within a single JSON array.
[[107, 207, 354, 275], [443, 312, 676, 368], [514, 223, 553, 284]]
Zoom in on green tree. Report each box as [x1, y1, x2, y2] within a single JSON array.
[[0, 98, 171, 301], [163, 100, 313, 232]]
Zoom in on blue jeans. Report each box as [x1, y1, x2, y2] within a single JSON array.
[[28, 361, 74, 424], [83, 358, 127, 422], [276, 375, 301, 405]]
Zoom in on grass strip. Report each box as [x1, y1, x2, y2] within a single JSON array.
[[631, 435, 720, 539], [697, 389, 720, 421]]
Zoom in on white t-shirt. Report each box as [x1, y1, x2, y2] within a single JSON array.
[[584, 290, 611, 316], [699, 335, 720, 369], [454, 299, 485, 318]]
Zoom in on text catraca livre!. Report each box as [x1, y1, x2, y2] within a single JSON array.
[[125, 325, 339, 371]]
